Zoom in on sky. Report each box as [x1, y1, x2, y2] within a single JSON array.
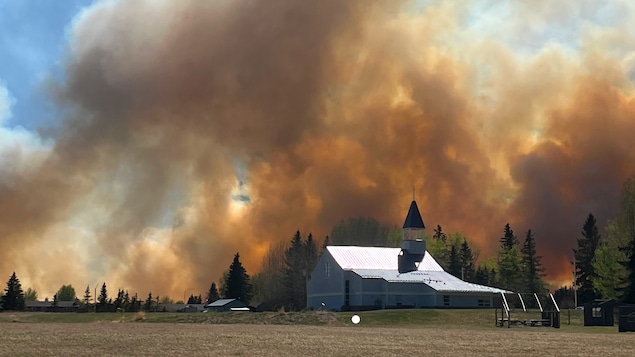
[[1, 0, 635, 300]]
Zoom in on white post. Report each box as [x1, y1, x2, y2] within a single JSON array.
[[518, 293, 526, 312]]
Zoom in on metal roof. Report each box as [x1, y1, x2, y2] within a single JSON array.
[[326, 246, 509, 294], [206, 298, 239, 307], [326, 246, 443, 271], [352, 269, 509, 294]]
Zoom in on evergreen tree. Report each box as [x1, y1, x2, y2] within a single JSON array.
[[521, 229, 546, 293], [128, 293, 139, 312], [433, 225, 447, 241], [305, 233, 319, 277], [320, 235, 330, 256], [56, 284, 77, 301], [497, 224, 523, 291], [97, 283, 109, 312], [2, 272, 25, 311], [83, 285, 91, 305], [24, 288, 38, 301], [283, 231, 306, 310], [224, 252, 252, 303], [498, 246, 524, 292], [499, 223, 517, 250], [113, 289, 125, 310], [574, 213, 601, 304], [459, 239, 475, 281], [448, 245, 461, 278], [206, 282, 220, 304], [144, 292, 153, 311], [474, 266, 490, 285]]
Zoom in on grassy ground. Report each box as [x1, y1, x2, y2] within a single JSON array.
[[0, 309, 629, 356], [1, 322, 634, 356]]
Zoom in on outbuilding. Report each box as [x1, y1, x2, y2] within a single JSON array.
[[205, 298, 247, 312], [583, 299, 618, 326]]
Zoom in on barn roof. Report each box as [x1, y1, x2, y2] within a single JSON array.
[[352, 269, 508, 293], [206, 298, 241, 307], [403, 200, 425, 229], [326, 246, 443, 271]]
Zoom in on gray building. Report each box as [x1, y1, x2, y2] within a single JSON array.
[[307, 200, 507, 311], [204, 298, 247, 312]]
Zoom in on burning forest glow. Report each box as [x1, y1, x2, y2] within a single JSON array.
[[2, 0, 635, 298]]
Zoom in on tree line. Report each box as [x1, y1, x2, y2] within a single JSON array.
[[557, 177, 635, 307], [3, 178, 635, 312], [0, 252, 252, 312]]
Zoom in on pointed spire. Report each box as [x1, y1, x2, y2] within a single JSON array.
[[402, 200, 425, 229]]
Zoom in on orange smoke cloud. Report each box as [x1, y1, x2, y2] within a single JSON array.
[[1, 0, 635, 297]]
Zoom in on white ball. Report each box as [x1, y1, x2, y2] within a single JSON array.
[[351, 315, 360, 324]]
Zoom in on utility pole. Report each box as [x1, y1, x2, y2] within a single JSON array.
[[573, 257, 578, 308]]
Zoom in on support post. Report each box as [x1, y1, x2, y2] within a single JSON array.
[[534, 293, 543, 312], [518, 293, 526, 312]]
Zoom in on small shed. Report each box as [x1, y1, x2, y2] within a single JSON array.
[[618, 305, 635, 332], [204, 298, 247, 312], [584, 299, 617, 326]]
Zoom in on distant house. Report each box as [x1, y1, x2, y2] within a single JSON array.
[[25, 300, 80, 312], [307, 200, 508, 311], [205, 298, 247, 312]]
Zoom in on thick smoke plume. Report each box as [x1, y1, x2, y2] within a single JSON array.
[[2, 0, 635, 297]]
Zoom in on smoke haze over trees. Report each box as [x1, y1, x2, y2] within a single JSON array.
[[2, 0, 635, 300]]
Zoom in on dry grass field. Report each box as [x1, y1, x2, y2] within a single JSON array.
[[0, 310, 633, 356]]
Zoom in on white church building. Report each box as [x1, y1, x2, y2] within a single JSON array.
[[307, 200, 507, 311]]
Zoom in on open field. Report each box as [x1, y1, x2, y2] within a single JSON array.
[[0, 309, 632, 356]]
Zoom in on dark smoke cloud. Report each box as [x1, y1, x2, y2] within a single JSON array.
[[1, 0, 635, 297]]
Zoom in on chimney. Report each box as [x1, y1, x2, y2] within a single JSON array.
[[398, 200, 426, 273]]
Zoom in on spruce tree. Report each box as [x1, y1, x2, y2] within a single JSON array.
[[574, 213, 601, 304], [521, 229, 546, 293], [320, 235, 330, 256], [97, 283, 109, 312], [206, 282, 220, 304], [474, 266, 490, 285], [498, 246, 524, 292], [305, 233, 318, 276], [284, 231, 306, 310], [448, 245, 461, 278], [433, 225, 447, 241], [224, 252, 252, 303], [459, 239, 475, 281], [2, 272, 25, 311], [499, 223, 517, 250], [83, 285, 91, 305], [497, 223, 523, 292], [144, 292, 153, 311]]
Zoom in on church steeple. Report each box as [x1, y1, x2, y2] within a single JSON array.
[[402, 200, 425, 240], [398, 197, 426, 274]]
